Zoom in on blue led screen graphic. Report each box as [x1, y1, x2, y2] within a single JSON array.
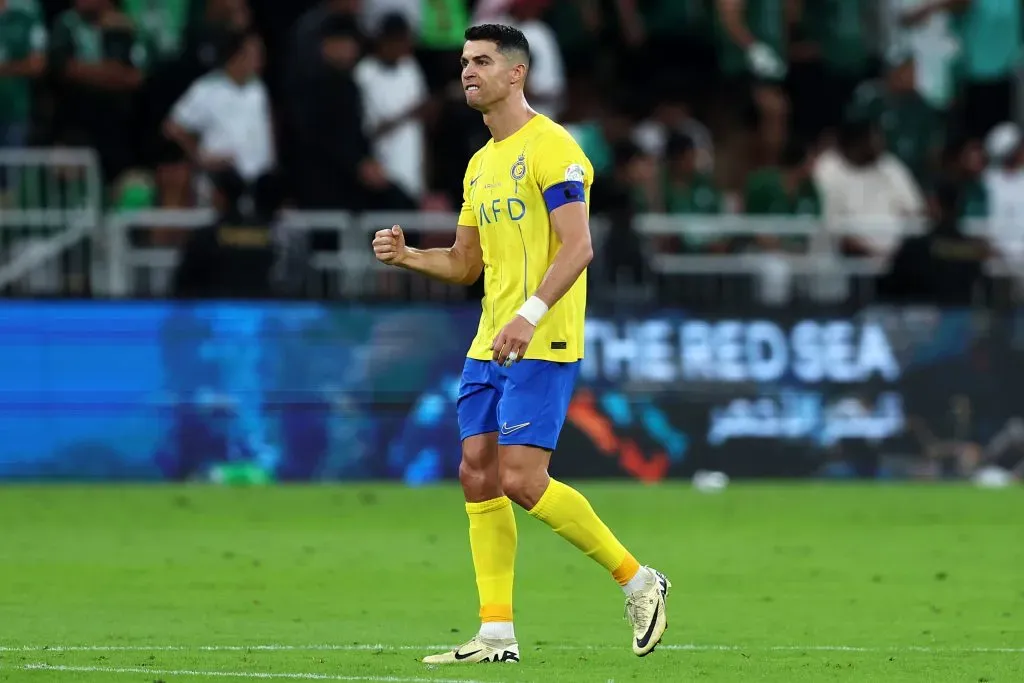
[[1, 302, 1019, 482]]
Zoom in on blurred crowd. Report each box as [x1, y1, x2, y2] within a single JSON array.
[[1, 0, 1023, 282]]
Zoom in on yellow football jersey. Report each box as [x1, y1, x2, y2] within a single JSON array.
[[457, 114, 594, 363]]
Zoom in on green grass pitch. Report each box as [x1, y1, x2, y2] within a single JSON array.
[[1, 482, 1022, 682]]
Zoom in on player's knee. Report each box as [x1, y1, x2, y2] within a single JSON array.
[[498, 466, 546, 509], [497, 468, 527, 506], [459, 458, 484, 488], [459, 450, 499, 499]]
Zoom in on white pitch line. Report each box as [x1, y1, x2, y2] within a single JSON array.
[[13, 663, 491, 683], [0, 645, 449, 653], [1, 644, 1022, 654]]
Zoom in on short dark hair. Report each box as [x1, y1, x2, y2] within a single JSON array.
[[665, 132, 696, 159], [612, 140, 645, 168], [837, 118, 875, 149], [321, 12, 360, 39], [378, 12, 411, 40], [464, 24, 530, 64]]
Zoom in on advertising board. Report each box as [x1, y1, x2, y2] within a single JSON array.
[[1, 303, 1020, 482]]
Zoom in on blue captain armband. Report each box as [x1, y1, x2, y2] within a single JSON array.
[[543, 181, 586, 212]]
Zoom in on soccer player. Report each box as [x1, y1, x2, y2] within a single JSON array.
[[372, 24, 670, 664]]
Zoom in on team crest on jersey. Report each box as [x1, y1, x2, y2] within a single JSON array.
[[565, 164, 585, 182], [510, 155, 527, 182]]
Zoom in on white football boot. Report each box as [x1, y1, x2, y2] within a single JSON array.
[[625, 567, 671, 656], [422, 635, 520, 664]]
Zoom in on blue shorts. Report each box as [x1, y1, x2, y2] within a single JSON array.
[[457, 358, 580, 451]]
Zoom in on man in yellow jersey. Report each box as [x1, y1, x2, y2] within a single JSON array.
[[372, 24, 670, 664]]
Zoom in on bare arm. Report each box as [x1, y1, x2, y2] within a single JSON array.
[[376, 224, 483, 286], [64, 59, 141, 89], [532, 202, 594, 308], [370, 98, 433, 139], [163, 119, 201, 164], [0, 52, 45, 78], [717, 0, 755, 49], [488, 201, 593, 365], [66, 11, 143, 90]]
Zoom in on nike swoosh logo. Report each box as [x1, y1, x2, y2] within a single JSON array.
[[500, 422, 530, 435], [469, 174, 483, 186], [635, 602, 660, 650], [454, 648, 482, 660]]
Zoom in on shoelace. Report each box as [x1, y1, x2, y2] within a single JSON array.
[[624, 593, 654, 626]]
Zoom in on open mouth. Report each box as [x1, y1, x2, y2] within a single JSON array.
[[465, 84, 479, 92]]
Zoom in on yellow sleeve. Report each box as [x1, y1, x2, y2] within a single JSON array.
[[531, 133, 594, 205], [458, 153, 482, 228]]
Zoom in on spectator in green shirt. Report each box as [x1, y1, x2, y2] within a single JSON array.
[[955, 0, 1021, 139], [663, 132, 725, 252], [744, 139, 821, 216], [714, 0, 790, 187], [565, 93, 636, 179], [908, 0, 1022, 139], [0, 0, 46, 149], [847, 57, 946, 187], [121, 0, 200, 63], [939, 136, 988, 218], [715, 0, 788, 83], [542, 0, 603, 79], [590, 140, 655, 287], [634, 0, 716, 101], [791, 0, 874, 140], [663, 133, 722, 215], [50, 0, 150, 184], [743, 137, 821, 251], [419, 0, 470, 89]]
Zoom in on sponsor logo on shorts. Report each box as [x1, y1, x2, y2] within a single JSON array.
[[500, 421, 531, 435]]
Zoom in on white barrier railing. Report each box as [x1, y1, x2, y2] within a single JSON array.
[[0, 148, 103, 293], [104, 210, 1024, 297], [0, 200, 1009, 300]]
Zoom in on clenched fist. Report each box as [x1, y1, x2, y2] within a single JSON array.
[[372, 225, 407, 265]]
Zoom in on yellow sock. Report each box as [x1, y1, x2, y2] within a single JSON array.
[[466, 496, 517, 623], [528, 478, 641, 586]]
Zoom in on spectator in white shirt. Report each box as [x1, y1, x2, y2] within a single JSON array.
[[494, 0, 566, 120], [633, 95, 715, 174], [814, 117, 925, 259], [983, 122, 1024, 259], [353, 13, 430, 203], [164, 30, 274, 204]]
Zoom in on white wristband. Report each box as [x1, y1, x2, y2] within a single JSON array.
[[517, 296, 548, 326]]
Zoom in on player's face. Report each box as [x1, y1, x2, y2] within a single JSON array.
[[461, 41, 515, 111]]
